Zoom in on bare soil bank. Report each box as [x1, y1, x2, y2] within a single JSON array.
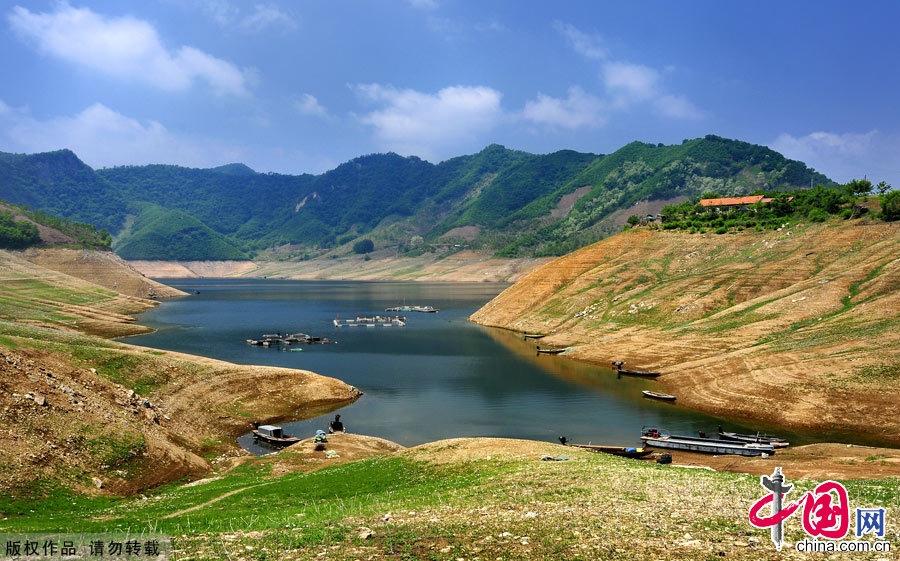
[[0, 250, 361, 496], [129, 252, 548, 283], [471, 220, 900, 445]]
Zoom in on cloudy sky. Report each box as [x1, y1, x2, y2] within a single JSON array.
[[1, 1, 898, 186]]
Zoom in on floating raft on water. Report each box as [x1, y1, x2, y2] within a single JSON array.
[[385, 305, 439, 313], [246, 332, 334, 347], [333, 315, 407, 327]]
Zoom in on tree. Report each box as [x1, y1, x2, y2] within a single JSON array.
[[627, 215, 640, 226], [842, 178, 872, 219], [875, 181, 892, 196], [353, 238, 375, 254], [882, 191, 900, 221]]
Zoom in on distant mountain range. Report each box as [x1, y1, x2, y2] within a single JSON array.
[[0, 135, 834, 260]]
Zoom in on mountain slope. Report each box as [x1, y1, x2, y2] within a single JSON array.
[[0, 137, 834, 260], [471, 218, 900, 444], [0, 150, 127, 232]]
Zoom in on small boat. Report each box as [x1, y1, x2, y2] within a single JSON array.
[[536, 346, 566, 355], [641, 428, 775, 456], [523, 334, 546, 340], [252, 424, 300, 447], [612, 361, 661, 377], [642, 390, 676, 401], [717, 426, 789, 447], [569, 444, 653, 459]]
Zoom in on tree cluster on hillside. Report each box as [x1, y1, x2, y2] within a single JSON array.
[[0, 199, 111, 250], [657, 178, 895, 235], [0, 210, 40, 249]]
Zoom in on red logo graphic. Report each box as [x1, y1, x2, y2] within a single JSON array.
[[749, 468, 851, 549]]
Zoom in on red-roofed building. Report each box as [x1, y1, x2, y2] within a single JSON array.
[[699, 195, 793, 212], [699, 195, 764, 208]]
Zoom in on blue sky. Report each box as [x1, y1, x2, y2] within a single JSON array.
[[0, 1, 898, 186]]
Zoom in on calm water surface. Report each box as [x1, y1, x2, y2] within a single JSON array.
[[128, 279, 795, 452]]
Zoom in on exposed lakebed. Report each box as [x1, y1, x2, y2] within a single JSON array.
[[128, 279, 810, 453]]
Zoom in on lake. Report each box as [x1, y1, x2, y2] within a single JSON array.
[[127, 279, 793, 452]]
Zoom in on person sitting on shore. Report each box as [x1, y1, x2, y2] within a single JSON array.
[[329, 414, 345, 433]]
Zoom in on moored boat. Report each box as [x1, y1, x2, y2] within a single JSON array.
[[252, 424, 301, 447], [523, 334, 546, 339], [641, 427, 775, 456], [612, 361, 661, 377], [642, 390, 676, 401], [536, 346, 567, 355], [569, 444, 653, 458], [717, 425, 789, 447]]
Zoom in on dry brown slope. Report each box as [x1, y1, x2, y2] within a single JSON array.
[[22, 248, 185, 299], [0, 252, 361, 497], [471, 219, 900, 443]]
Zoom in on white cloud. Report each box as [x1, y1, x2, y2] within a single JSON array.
[[654, 94, 703, 119], [241, 4, 297, 32], [771, 130, 900, 186], [409, 0, 439, 10], [0, 101, 243, 168], [296, 94, 328, 117], [603, 62, 659, 102], [8, 3, 250, 96], [0, 99, 10, 115], [200, 0, 239, 25], [550, 22, 704, 122], [554, 21, 607, 60], [522, 87, 606, 129], [354, 84, 503, 160]]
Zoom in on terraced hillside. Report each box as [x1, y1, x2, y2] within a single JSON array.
[[471, 218, 900, 443]]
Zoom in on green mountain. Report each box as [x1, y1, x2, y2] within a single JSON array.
[[0, 136, 833, 260], [114, 203, 248, 261]]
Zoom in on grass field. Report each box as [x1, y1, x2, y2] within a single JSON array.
[[1, 442, 897, 560]]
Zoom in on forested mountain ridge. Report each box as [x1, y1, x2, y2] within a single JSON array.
[[0, 136, 833, 260]]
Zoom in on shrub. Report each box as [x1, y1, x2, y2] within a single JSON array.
[[882, 191, 900, 221], [807, 208, 829, 222], [352, 239, 375, 254], [715, 226, 728, 234], [627, 215, 640, 226]]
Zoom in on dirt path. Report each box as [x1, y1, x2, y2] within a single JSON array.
[[162, 483, 272, 519]]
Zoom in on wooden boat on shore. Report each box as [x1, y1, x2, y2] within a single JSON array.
[[641, 427, 775, 456], [612, 361, 660, 377], [536, 346, 567, 355], [252, 424, 300, 447], [642, 390, 676, 401], [557, 436, 653, 459], [717, 426, 789, 447], [523, 334, 545, 340], [569, 444, 653, 459]]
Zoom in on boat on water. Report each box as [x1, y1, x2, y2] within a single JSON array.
[[252, 424, 301, 447], [717, 425, 790, 447], [612, 361, 661, 377], [642, 390, 676, 401], [641, 427, 775, 456], [536, 346, 567, 355]]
